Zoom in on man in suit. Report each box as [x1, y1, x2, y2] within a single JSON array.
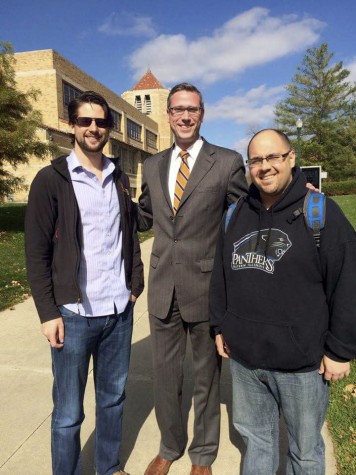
[[137, 83, 248, 475]]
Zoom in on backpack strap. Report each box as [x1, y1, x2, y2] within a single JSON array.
[[225, 196, 243, 232], [303, 190, 326, 248]]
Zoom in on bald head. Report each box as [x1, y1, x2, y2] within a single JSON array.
[[248, 129, 291, 159], [247, 129, 296, 209]]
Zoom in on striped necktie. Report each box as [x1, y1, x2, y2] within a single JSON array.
[[173, 150, 190, 215]]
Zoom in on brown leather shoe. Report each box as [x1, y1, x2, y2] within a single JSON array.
[[190, 466, 212, 475], [144, 455, 173, 475]]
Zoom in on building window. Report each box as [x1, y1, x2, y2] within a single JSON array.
[[63, 82, 82, 120], [135, 95, 142, 112], [145, 94, 152, 114], [120, 148, 127, 171], [146, 130, 157, 149], [127, 119, 142, 142], [110, 139, 121, 158], [110, 109, 121, 132], [129, 150, 135, 174]]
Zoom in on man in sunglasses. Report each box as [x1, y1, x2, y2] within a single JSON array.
[[210, 128, 356, 475], [25, 91, 144, 475], [137, 83, 248, 475]]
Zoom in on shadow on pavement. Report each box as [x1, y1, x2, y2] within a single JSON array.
[[80, 335, 288, 474], [81, 335, 155, 473]]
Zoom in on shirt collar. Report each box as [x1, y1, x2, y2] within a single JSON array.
[[173, 137, 203, 161], [67, 150, 115, 177]]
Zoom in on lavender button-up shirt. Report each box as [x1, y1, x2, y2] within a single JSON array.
[[63, 151, 130, 316]]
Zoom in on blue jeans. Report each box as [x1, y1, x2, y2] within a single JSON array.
[[230, 357, 329, 475], [51, 302, 134, 475]]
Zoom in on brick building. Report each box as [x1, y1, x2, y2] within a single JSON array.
[[9, 49, 172, 201]]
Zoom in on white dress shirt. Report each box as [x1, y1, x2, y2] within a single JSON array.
[[168, 138, 204, 206]]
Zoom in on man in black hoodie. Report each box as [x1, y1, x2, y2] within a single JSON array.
[[209, 129, 356, 475]]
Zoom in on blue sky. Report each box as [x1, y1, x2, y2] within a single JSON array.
[[2, 0, 356, 156]]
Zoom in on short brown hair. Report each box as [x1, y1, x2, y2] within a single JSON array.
[[68, 90, 113, 129], [167, 82, 204, 110]]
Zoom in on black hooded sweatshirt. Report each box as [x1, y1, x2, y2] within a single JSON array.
[[209, 168, 356, 372]]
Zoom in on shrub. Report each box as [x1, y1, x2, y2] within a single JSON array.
[[322, 180, 356, 196]]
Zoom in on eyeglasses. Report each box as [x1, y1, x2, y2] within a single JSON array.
[[246, 150, 291, 168], [75, 117, 110, 128], [168, 106, 202, 117]]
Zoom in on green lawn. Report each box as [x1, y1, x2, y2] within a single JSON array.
[[138, 228, 154, 243], [327, 195, 356, 475], [331, 195, 356, 226], [327, 366, 356, 474], [0, 204, 30, 311], [0, 198, 355, 473]]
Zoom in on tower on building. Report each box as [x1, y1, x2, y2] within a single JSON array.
[[122, 70, 173, 151]]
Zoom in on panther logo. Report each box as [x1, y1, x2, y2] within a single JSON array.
[[231, 228, 292, 274]]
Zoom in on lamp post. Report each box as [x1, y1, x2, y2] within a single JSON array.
[[296, 118, 303, 167]]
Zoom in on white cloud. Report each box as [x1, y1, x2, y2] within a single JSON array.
[[204, 84, 287, 157], [98, 12, 156, 38], [232, 136, 251, 158], [129, 7, 324, 84], [345, 59, 356, 83], [205, 84, 285, 128]]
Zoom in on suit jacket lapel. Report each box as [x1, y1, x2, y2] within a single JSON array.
[[178, 141, 216, 209], [158, 147, 173, 210]]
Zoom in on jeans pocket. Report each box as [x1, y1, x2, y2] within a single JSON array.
[[58, 305, 78, 318], [122, 300, 135, 319]]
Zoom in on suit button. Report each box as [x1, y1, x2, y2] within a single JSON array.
[[170, 215, 174, 221], [174, 239, 178, 243]]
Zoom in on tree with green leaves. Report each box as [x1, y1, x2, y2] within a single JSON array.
[[274, 43, 356, 181], [0, 41, 58, 199]]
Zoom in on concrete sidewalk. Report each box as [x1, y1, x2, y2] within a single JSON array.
[[0, 238, 337, 474]]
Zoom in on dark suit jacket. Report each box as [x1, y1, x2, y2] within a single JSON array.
[[138, 139, 248, 322]]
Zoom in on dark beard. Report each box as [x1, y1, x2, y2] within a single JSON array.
[[75, 134, 108, 153]]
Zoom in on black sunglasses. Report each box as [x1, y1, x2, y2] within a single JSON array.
[[75, 117, 110, 128]]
